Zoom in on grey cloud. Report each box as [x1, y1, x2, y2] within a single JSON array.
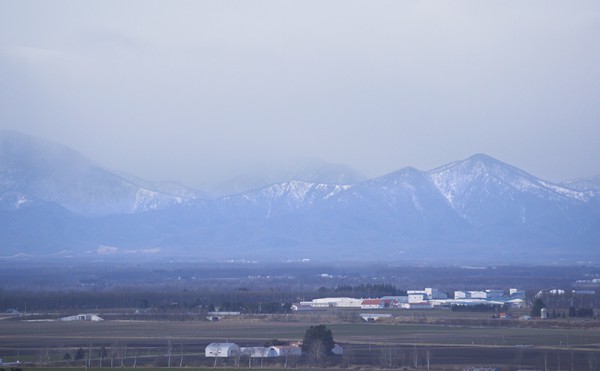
[[1, 1, 599, 188]]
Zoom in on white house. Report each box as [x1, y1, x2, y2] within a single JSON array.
[[205, 343, 241, 358]]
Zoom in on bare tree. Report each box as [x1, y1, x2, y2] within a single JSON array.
[[515, 347, 523, 368], [167, 340, 172, 368], [308, 339, 325, 367], [122, 343, 127, 368], [179, 344, 184, 367], [233, 349, 241, 368], [588, 351, 597, 371], [341, 347, 353, 368], [557, 348, 561, 371], [380, 346, 402, 369], [98, 346, 107, 367], [413, 345, 419, 369], [425, 348, 432, 371], [110, 346, 115, 368]]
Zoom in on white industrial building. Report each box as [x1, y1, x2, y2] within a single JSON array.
[[408, 288, 447, 301], [455, 290, 505, 300], [425, 288, 447, 299], [300, 297, 363, 308], [509, 288, 525, 299], [205, 343, 241, 358], [484, 289, 504, 299], [408, 293, 426, 303], [470, 291, 488, 299], [454, 291, 471, 299]]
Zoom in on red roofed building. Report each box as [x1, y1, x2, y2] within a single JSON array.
[[361, 299, 385, 309]]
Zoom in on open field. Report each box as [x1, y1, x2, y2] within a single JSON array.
[[8, 369, 325, 371], [2, 262, 599, 369], [2, 316, 600, 370], [2, 317, 600, 347]]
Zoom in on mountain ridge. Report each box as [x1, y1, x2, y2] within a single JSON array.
[[0, 130, 203, 215], [1, 131, 599, 263]]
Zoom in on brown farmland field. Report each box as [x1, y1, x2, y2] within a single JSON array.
[[2, 315, 600, 370]]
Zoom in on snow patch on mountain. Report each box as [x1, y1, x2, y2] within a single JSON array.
[[132, 188, 180, 211], [429, 154, 588, 209], [240, 181, 350, 206], [538, 181, 589, 201], [0, 192, 32, 210]]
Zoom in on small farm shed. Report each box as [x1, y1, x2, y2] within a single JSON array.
[[59, 314, 104, 322], [205, 343, 241, 358]]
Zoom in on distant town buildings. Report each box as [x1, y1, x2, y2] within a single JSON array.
[[293, 287, 526, 311]]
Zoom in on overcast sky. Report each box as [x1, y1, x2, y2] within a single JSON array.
[[1, 1, 599, 188]]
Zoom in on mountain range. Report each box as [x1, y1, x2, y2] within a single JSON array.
[[1, 130, 599, 263]]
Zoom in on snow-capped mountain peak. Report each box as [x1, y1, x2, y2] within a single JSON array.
[[429, 154, 588, 209]]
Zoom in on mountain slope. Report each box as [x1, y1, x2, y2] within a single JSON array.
[[428, 154, 588, 224], [1, 133, 599, 263], [427, 154, 598, 251], [0, 131, 203, 215]]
